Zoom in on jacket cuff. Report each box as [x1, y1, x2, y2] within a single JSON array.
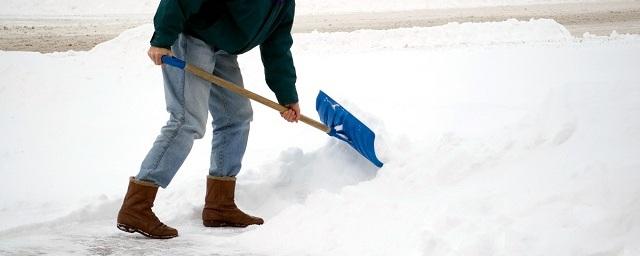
[[149, 31, 174, 49], [275, 90, 299, 106]]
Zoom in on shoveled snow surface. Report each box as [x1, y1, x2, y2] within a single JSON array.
[[0, 0, 622, 16], [1, 19, 640, 255]]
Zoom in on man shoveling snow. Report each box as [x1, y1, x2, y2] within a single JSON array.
[[117, 0, 300, 239]]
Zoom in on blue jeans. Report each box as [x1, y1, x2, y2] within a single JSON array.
[[136, 34, 253, 188]]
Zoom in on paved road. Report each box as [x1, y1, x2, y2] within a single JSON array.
[[1, 1, 639, 53]]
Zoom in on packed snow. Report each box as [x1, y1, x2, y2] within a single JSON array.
[[1, 19, 640, 255], [0, 0, 623, 17]]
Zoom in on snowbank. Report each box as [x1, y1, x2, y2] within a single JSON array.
[[1, 19, 639, 255], [0, 0, 622, 17], [294, 19, 574, 52], [295, 0, 618, 15]]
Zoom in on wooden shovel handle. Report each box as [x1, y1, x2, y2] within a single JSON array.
[[185, 64, 331, 133]]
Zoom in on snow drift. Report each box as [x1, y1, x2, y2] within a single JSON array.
[[1, 19, 640, 255]]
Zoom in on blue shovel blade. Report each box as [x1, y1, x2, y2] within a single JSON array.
[[316, 91, 384, 167]]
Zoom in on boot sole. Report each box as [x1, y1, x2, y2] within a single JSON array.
[[203, 220, 262, 228], [117, 223, 177, 239]]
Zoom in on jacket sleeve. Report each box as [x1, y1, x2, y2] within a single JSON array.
[[150, 0, 206, 48], [259, 7, 298, 105]]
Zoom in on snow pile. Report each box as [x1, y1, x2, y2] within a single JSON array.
[[1, 19, 640, 255], [0, 0, 619, 17], [295, 19, 574, 53], [295, 0, 613, 15]]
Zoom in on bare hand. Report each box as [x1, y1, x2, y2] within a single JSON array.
[[147, 46, 173, 65], [280, 103, 301, 123]]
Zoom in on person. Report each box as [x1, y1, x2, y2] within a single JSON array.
[[116, 0, 300, 239]]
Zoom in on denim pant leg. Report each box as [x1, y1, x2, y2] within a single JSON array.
[[208, 51, 253, 177], [137, 34, 216, 188]]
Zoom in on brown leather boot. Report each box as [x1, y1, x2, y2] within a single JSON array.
[[202, 176, 264, 227], [116, 177, 178, 239]]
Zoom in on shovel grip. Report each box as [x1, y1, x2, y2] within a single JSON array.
[[161, 55, 186, 69], [162, 56, 331, 133]]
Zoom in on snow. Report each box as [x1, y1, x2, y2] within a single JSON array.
[[294, 0, 616, 15], [0, 0, 158, 17], [2, 19, 640, 255], [0, 0, 621, 17]]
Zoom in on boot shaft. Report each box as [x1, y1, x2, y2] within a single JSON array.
[[117, 177, 178, 239], [202, 176, 264, 227], [121, 177, 159, 211], [205, 176, 237, 208]]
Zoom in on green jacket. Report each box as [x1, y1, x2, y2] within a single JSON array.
[[151, 0, 298, 105]]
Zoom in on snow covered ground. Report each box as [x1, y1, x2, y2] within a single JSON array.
[[0, 0, 627, 16], [1, 19, 640, 255]]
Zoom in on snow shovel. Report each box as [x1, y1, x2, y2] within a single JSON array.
[[161, 56, 383, 167]]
